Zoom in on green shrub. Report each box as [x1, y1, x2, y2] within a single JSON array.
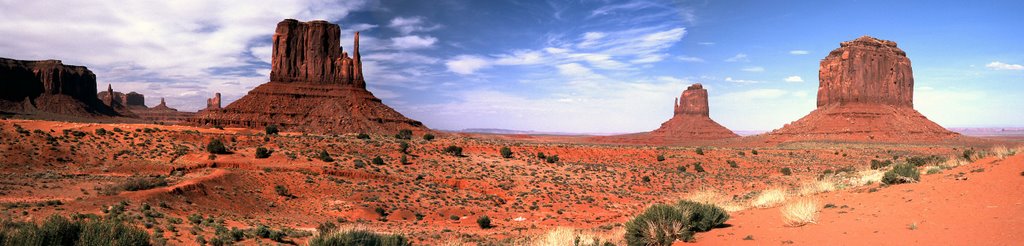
[[624, 204, 692, 246], [372, 156, 385, 165], [265, 124, 279, 135], [206, 139, 228, 154], [870, 159, 892, 169], [308, 229, 409, 246], [444, 146, 463, 157], [318, 150, 334, 162], [657, 155, 665, 162], [780, 167, 792, 176], [399, 142, 409, 154], [121, 176, 168, 191], [751, 149, 759, 155], [500, 147, 513, 158], [476, 216, 492, 229], [537, 152, 546, 159], [693, 163, 705, 173], [882, 163, 920, 185], [0, 214, 150, 246], [316, 221, 337, 235], [545, 155, 559, 164], [727, 160, 738, 168], [255, 147, 272, 159], [356, 133, 370, 140], [275, 185, 292, 198], [676, 200, 730, 232], [394, 129, 413, 140], [400, 155, 409, 164], [695, 148, 704, 155], [422, 133, 434, 141], [95, 128, 108, 136]]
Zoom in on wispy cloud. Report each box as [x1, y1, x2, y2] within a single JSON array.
[[445, 55, 491, 75], [677, 55, 705, 62], [789, 50, 809, 55], [388, 16, 441, 34], [725, 53, 749, 62], [390, 35, 438, 50], [986, 61, 1024, 70], [784, 76, 804, 82], [742, 66, 765, 72], [725, 77, 761, 83]]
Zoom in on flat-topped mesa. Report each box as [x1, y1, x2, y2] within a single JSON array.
[[125, 92, 145, 108], [269, 19, 365, 88], [673, 83, 710, 117], [818, 35, 913, 108]]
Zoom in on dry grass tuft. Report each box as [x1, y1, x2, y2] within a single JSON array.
[[991, 145, 1012, 160], [799, 177, 837, 195], [750, 188, 787, 208], [781, 199, 819, 227], [534, 227, 608, 246], [847, 169, 884, 186]]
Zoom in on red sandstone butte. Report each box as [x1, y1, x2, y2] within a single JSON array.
[[191, 19, 424, 134], [0, 57, 123, 117], [769, 36, 957, 142], [594, 83, 738, 144]]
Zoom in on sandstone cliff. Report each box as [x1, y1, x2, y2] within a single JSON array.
[[0, 57, 121, 117]]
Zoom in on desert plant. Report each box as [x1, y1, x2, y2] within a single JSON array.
[[477, 216, 492, 229], [318, 150, 334, 162], [545, 155, 560, 164], [95, 128, 108, 136], [693, 163, 705, 173], [0, 214, 151, 245], [308, 229, 409, 246], [926, 166, 942, 174], [676, 200, 730, 232], [537, 152, 546, 159], [751, 149, 759, 155], [356, 133, 370, 139], [394, 129, 413, 140], [265, 124, 279, 135], [962, 149, 976, 161], [882, 163, 920, 185], [444, 146, 463, 157], [750, 188, 787, 208], [500, 147, 513, 158], [534, 227, 612, 246], [399, 142, 410, 154], [624, 204, 692, 246], [121, 176, 168, 191], [206, 139, 229, 154], [780, 167, 792, 176], [870, 159, 893, 169], [657, 155, 665, 162], [255, 147, 272, 159], [781, 199, 819, 226], [275, 185, 291, 198], [695, 147, 704, 155], [727, 160, 739, 168], [372, 156, 385, 165], [422, 133, 434, 141], [400, 155, 409, 164]]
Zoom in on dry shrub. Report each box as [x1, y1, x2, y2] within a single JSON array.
[[799, 177, 837, 196], [750, 188, 787, 208], [991, 145, 1011, 159], [534, 227, 608, 246], [781, 199, 819, 227], [847, 169, 884, 186]]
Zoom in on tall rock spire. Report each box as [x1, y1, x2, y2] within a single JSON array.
[[352, 32, 364, 88]]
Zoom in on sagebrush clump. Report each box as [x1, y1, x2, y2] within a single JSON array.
[[624, 200, 730, 245], [882, 163, 920, 185]]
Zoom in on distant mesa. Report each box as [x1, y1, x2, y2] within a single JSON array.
[[203, 92, 222, 111], [594, 83, 738, 144], [0, 57, 124, 117], [98, 86, 195, 124], [191, 19, 425, 134], [768, 35, 958, 141]]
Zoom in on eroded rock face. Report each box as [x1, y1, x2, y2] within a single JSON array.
[[818, 36, 914, 107], [191, 19, 425, 134], [269, 19, 365, 87], [595, 83, 737, 144], [674, 83, 710, 117], [0, 57, 121, 117], [125, 92, 145, 108], [205, 93, 222, 110], [771, 36, 956, 142]]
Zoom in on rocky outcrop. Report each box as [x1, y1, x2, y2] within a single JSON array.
[[97, 84, 138, 117], [770, 36, 957, 142], [191, 19, 425, 134], [125, 92, 145, 109], [269, 19, 365, 87], [0, 57, 121, 117], [594, 83, 737, 144], [133, 97, 194, 125], [205, 93, 222, 110]]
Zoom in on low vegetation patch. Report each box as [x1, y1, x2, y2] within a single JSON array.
[[206, 139, 229, 154], [535, 227, 614, 246], [0, 214, 150, 245], [500, 147, 513, 158], [255, 147, 272, 159], [444, 145, 463, 157], [882, 163, 920, 185], [750, 188, 787, 208], [308, 228, 410, 246], [781, 199, 819, 226], [624, 200, 730, 245]]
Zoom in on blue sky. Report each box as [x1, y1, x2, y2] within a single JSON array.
[[2, 0, 1021, 133]]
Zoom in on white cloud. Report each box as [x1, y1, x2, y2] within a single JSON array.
[[0, 0, 371, 111], [364, 52, 439, 64], [986, 61, 1024, 70], [567, 53, 630, 70], [697, 42, 715, 46], [784, 76, 804, 82], [677, 55, 705, 62], [789, 50, 809, 55], [387, 16, 440, 34], [390, 35, 437, 50], [724, 77, 761, 84], [631, 53, 667, 64], [578, 32, 606, 48], [725, 53, 749, 62], [348, 23, 379, 32], [446, 55, 491, 75], [742, 66, 765, 72], [494, 50, 545, 65]]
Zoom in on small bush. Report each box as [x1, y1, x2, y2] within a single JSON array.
[[780, 167, 792, 176], [444, 146, 463, 157], [0, 214, 150, 245], [751, 149, 758, 155], [394, 129, 413, 140], [781, 199, 818, 226], [624, 204, 691, 245], [695, 148, 704, 155], [656, 155, 665, 162], [962, 149, 976, 161], [265, 124, 279, 135], [750, 188, 787, 208], [95, 128, 108, 136], [318, 150, 334, 162], [545, 155, 560, 164], [275, 185, 291, 198], [356, 133, 370, 139], [399, 142, 409, 154], [727, 160, 738, 168], [870, 159, 893, 169], [372, 156, 385, 165], [308, 229, 409, 246], [882, 163, 920, 185], [477, 216, 492, 229], [676, 200, 730, 232], [121, 176, 168, 191], [400, 155, 409, 164], [422, 133, 434, 141], [500, 147, 513, 158], [206, 139, 229, 154], [255, 147, 272, 159], [693, 163, 705, 173], [537, 152, 546, 159]]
